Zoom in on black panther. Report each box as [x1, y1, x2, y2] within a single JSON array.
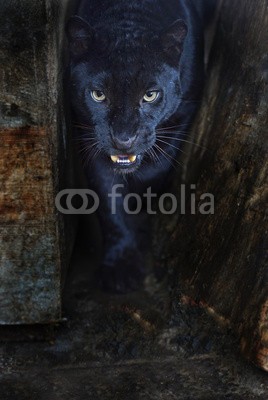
[[65, 0, 216, 292]]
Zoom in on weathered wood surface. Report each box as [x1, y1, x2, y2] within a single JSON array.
[[156, 0, 268, 370], [0, 1, 73, 324]]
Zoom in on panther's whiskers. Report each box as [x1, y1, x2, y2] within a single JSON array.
[[153, 143, 182, 170], [156, 135, 208, 151], [156, 138, 187, 156]]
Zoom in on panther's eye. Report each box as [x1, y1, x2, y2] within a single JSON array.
[[143, 91, 159, 103], [91, 90, 106, 102]]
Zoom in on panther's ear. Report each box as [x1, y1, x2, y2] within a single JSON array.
[[161, 19, 188, 61], [66, 16, 94, 57]]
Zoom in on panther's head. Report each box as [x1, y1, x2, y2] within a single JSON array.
[[66, 16, 187, 173]]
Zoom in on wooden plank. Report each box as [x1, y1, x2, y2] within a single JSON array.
[[155, 0, 268, 371], [0, 1, 73, 324], [0, 128, 53, 224]]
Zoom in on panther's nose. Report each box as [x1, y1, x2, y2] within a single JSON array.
[[112, 135, 137, 151]]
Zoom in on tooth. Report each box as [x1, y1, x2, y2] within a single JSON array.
[[128, 155, 137, 162], [111, 155, 119, 163]]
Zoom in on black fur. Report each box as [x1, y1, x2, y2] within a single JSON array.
[[65, 0, 215, 292]]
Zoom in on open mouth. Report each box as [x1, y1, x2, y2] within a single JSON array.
[[111, 154, 137, 165], [110, 154, 141, 171]]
